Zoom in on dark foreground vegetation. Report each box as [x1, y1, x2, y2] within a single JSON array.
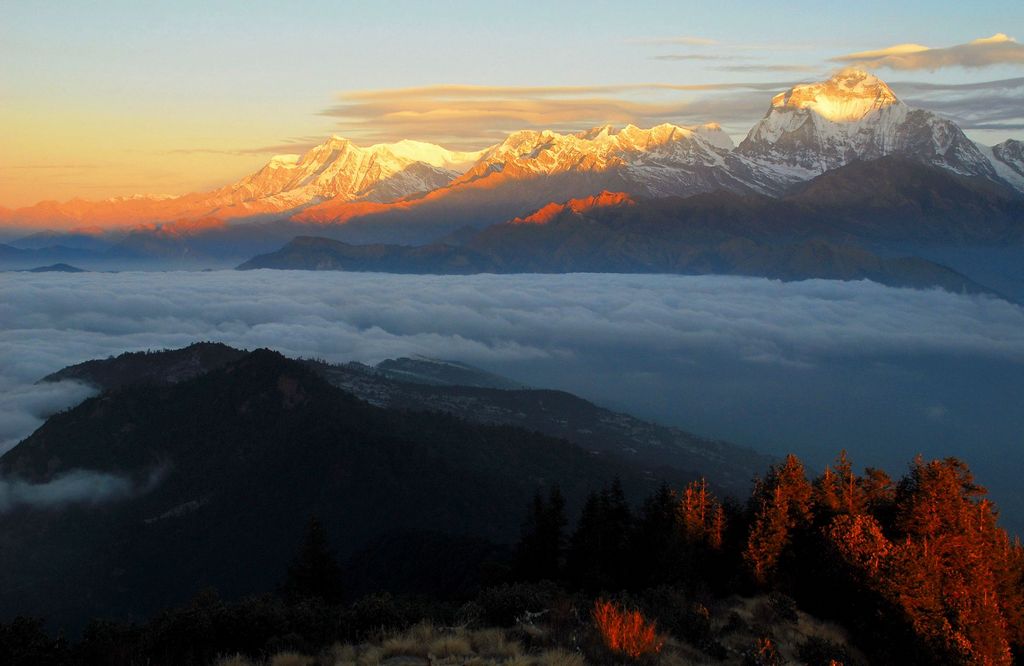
[[2, 450, 1021, 665]]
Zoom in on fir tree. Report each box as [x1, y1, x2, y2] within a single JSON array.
[[281, 517, 345, 604], [514, 485, 567, 581]]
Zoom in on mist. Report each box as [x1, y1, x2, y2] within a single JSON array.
[[2, 269, 1023, 529]]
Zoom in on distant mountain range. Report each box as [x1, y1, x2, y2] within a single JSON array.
[[1, 69, 1022, 294], [240, 157, 1018, 297], [0, 343, 768, 628]]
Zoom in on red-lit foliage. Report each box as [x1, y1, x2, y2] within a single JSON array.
[[592, 599, 665, 659]]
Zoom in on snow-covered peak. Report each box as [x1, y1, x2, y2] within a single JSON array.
[[979, 139, 1024, 192], [770, 68, 903, 122], [370, 139, 486, 173], [467, 122, 733, 180], [737, 69, 996, 184], [268, 154, 300, 168], [204, 135, 476, 210]]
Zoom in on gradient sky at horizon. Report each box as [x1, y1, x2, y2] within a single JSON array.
[[1, 0, 1023, 206]]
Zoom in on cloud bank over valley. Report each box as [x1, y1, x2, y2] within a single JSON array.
[[2, 270, 1023, 527]]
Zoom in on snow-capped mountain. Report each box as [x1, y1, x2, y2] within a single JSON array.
[[207, 136, 483, 212], [737, 69, 998, 189], [978, 139, 1024, 191], [0, 137, 484, 230], [2, 69, 1021, 240], [453, 122, 755, 197]]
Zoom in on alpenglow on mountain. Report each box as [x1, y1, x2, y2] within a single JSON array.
[[737, 69, 998, 187], [1, 68, 1021, 237]]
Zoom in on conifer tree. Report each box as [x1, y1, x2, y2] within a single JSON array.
[[744, 454, 813, 583], [514, 485, 567, 581], [567, 479, 633, 591], [281, 517, 345, 604]]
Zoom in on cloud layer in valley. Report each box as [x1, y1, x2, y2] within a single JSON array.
[[2, 270, 1023, 527], [0, 469, 150, 514]]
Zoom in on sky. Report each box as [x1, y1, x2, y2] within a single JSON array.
[[1, 0, 1023, 206]]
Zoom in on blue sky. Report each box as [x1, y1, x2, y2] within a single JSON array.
[[1, 0, 1022, 204]]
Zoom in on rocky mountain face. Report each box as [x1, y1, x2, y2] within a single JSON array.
[[737, 70, 999, 189], [982, 139, 1024, 191]]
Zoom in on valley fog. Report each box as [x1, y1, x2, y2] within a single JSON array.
[[2, 269, 1023, 531]]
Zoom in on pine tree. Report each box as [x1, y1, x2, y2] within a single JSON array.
[[632, 483, 685, 587], [677, 478, 726, 548], [567, 479, 633, 592], [744, 454, 813, 583], [514, 486, 567, 582], [281, 517, 345, 604]]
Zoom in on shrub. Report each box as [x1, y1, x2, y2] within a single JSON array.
[[591, 599, 665, 660], [797, 636, 854, 666], [475, 582, 559, 626], [743, 635, 781, 666], [767, 593, 799, 624]]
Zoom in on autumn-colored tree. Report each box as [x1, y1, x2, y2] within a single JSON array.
[[886, 457, 1014, 664], [858, 466, 896, 513], [813, 451, 866, 517], [823, 457, 1023, 665], [677, 478, 726, 548], [744, 454, 813, 583]]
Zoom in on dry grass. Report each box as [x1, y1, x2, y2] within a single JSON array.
[[215, 655, 256, 666], [501, 657, 534, 666], [469, 628, 523, 659], [324, 642, 358, 666], [270, 653, 316, 666], [429, 634, 473, 660], [535, 648, 585, 666], [355, 645, 384, 666], [381, 634, 430, 658], [408, 621, 438, 644]]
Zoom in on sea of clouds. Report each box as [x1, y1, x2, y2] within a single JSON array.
[[2, 270, 1023, 525]]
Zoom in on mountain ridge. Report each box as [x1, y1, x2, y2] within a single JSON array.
[[1, 347, 727, 627], [3, 69, 1022, 243]]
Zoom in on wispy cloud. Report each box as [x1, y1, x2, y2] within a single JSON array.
[[650, 54, 740, 62], [167, 137, 324, 157], [630, 36, 718, 46], [833, 33, 1024, 70], [891, 76, 1024, 131], [716, 64, 819, 73], [318, 81, 800, 148]]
